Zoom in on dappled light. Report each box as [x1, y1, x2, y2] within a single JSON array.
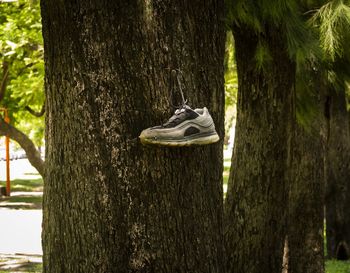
[[0, 254, 42, 272]]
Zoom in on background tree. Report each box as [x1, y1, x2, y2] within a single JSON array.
[[223, 1, 305, 272], [284, 2, 329, 272], [224, 1, 350, 272], [311, 0, 350, 260], [222, 0, 337, 272], [325, 84, 350, 259], [286, 62, 326, 273], [41, 0, 225, 272]]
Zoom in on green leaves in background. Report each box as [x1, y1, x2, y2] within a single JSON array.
[[224, 32, 237, 111], [311, 0, 350, 61], [0, 0, 44, 146], [224, 32, 237, 141]]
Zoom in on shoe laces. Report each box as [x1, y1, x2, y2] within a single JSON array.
[[169, 69, 188, 108], [162, 69, 190, 127], [163, 103, 190, 128]]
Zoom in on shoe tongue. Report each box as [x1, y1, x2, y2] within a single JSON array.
[[162, 105, 199, 128], [175, 104, 192, 115]]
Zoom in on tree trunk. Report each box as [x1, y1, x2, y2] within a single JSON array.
[[41, 1, 225, 272], [287, 126, 325, 273], [224, 25, 295, 273], [325, 87, 350, 260], [287, 76, 325, 272]]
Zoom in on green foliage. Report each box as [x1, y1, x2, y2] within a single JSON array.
[[225, 0, 262, 31], [285, 11, 321, 61], [226, 0, 300, 31], [0, 0, 44, 146], [224, 32, 238, 110], [224, 32, 238, 139], [226, 0, 321, 72], [311, 0, 350, 60], [308, 0, 350, 93], [254, 41, 272, 71]]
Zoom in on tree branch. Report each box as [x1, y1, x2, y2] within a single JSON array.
[[17, 61, 39, 77], [0, 118, 45, 177], [25, 102, 45, 117], [0, 62, 10, 102]]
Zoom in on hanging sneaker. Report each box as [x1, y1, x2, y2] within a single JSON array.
[[139, 105, 220, 146]]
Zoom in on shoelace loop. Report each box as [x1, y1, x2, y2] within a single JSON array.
[[169, 69, 188, 109], [162, 69, 190, 127]]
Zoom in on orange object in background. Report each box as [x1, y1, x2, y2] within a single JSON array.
[[0, 108, 10, 196]]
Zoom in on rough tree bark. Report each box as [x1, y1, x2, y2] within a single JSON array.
[[41, 1, 225, 272], [287, 125, 325, 273], [325, 87, 350, 260], [287, 72, 326, 273], [224, 24, 295, 273]]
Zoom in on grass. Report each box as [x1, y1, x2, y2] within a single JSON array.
[[0, 178, 43, 192], [326, 260, 350, 273], [0, 178, 43, 209], [0, 195, 42, 209], [0, 255, 42, 273], [223, 165, 231, 173]]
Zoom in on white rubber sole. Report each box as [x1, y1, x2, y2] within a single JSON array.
[[140, 134, 220, 147]]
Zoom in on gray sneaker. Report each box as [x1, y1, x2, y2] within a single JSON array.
[[139, 105, 219, 146]]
